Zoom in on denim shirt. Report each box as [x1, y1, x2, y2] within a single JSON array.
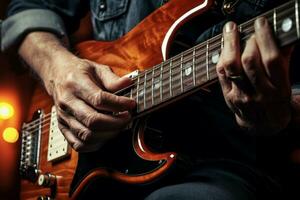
[[1, 0, 285, 51]]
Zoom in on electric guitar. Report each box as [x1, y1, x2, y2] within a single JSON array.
[[19, 0, 300, 199]]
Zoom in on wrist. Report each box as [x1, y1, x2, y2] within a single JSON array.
[[18, 31, 76, 94]]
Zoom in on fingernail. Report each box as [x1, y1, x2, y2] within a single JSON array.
[[224, 22, 235, 33], [255, 17, 266, 29]]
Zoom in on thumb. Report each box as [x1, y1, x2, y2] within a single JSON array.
[[91, 61, 133, 92]]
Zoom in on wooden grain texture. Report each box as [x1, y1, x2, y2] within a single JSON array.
[[76, 0, 211, 76]]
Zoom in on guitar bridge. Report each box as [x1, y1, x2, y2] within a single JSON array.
[[19, 110, 43, 181]]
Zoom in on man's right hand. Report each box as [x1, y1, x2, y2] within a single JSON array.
[[19, 32, 136, 152]]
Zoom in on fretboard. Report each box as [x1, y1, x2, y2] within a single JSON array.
[[118, 0, 300, 117]]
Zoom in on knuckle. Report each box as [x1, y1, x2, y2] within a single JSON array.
[[93, 91, 104, 108], [221, 58, 237, 72], [241, 95, 252, 105], [77, 60, 92, 70], [231, 96, 241, 106], [57, 94, 72, 108], [233, 95, 253, 108], [264, 52, 280, 66], [82, 113, 97, 128], [241, 54, 256, 69], [101, 65, 110, 71], [57, 115, 68, 127], [64, 73, 77, 88], [72, 143, 83, 152], [78, 129, 92, 142]]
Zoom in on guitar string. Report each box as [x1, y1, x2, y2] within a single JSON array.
[[23, 26, 296, 134], [22, 5, 295, 133], [22, 0, 295, 129], [23, 17, 297, 133], [117, 0, 294, 89], [117, 5, 294, 96], [22, 3, 295, 130]]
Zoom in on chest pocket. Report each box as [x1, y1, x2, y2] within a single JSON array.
[[90, 0, 129, 40]]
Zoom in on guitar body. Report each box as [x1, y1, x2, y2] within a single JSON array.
[[76, 0, 212, 77], [20, 86, 78, 200], [19, 0, 214, 199]]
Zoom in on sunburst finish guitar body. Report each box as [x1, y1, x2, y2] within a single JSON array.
[[19, 0, 300, 199]]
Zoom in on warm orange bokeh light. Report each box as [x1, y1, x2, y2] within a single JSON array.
[[2, 127, 19, 143], [0, 102, 14, 120]]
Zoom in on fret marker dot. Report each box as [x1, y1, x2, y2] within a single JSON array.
[[184, 62, 192, 76], [281, 18, 293, 33], [154, 80, 160, 90], [212, 52, 220, 64], [139, 90, 144, 98]]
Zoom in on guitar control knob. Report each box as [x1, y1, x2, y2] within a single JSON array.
[[38, 173, 56, 187], [37, 196, 53, 200]]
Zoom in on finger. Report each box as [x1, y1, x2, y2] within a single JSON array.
[[216, 61, 232, 94], [57, 108, 93, 143], [58, 104, 125, 143], [254, 17, 288, 87], [241, 35, 269, 91], [91, 62, 133, 92], [74, 75, 136, 112], [57, 122, 85, 152], [59, 98, 132, 131], [222, 21, 242, 77], [58, 122, 101, 152]]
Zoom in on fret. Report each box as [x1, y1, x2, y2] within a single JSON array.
[[160, 63, 163, 101], [180, 54, 183, 92], [136, 75, 140, 112], [221, 36, 224, 50], [239, 18, 256, 44], [162, 60, 171, 100], [192, 47, 196, 87], [169, 59, 173, 97], [153, 65, 161, 105], [145, 70, 154, 109], [207, 37, 221, 80], [206, 41, 210, 81], [238, 23, 247, 50], [182, 51, 194, 91], [171, 56, 182, 96], [273, 8, 277, 34], [131, 81, 138, 107], [151, 68, 154, 105], [239, 24, 243, 33], [130, 86, 133, 99], [137, 73, 147, 112], [296, 0, 300, 38], [194, 45, 208, 86], [143, 71, 147, 109]]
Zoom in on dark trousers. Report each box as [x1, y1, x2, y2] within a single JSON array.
[[78, 161, 283, 200]]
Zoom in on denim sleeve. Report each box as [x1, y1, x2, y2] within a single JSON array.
[[1, 0, 89, 52]]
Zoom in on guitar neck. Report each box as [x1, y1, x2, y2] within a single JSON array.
[[119, 0, 300, 117]]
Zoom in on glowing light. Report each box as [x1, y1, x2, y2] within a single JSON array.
[[0, 102, 14, 120], [3, 127, 19, 143]]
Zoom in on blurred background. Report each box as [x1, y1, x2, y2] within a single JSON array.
[[0, 1, 35, 199]]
